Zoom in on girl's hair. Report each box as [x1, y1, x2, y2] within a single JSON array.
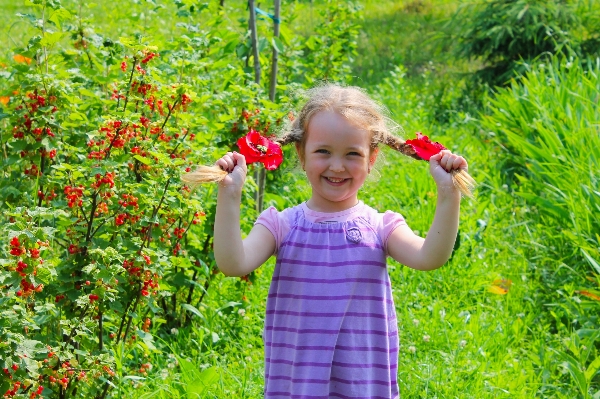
[[182, 83, 475, 197]]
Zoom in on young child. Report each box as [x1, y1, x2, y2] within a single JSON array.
[[211, 85, 468, 398]]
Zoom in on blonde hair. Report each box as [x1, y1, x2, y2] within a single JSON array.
[[182, 84, 475, 197]]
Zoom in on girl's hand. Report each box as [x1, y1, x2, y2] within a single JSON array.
[[429, 150, 468, 194], [215, 151, 247, 196]]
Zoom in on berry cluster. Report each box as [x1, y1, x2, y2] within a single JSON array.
[[140, 51, 159, 64], [9, 238, 47, 298], [137, 362, 152, 375], [16, 279, 43, 298], [23, 164, 41, 177], [11, 92, 58, 142], [132, 81, 154, 96], [122, 259, 143, 277], [141, 271, 159, 297], [142, 318, 151, 332], [90, 172, 115, 190], [180, 93, 192, 112], [64, 185, 84, 208], [9, 237, 25, 257], [143, 95, 164, 115], [89, 120, 143, 160]]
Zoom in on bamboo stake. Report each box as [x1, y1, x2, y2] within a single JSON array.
[[248, 0, 261, 85], [248, 0, 263, 213], [268, 0, 281, 102], [257, 1, 282, 214]]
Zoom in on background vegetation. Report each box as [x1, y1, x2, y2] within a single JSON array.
[[1, 0, 599, 398]]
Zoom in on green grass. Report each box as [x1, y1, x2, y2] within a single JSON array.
[[1, 0, 598, 397], [95, 1, 599, 397]]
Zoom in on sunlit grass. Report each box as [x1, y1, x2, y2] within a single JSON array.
[[2, 0, 597, 397]]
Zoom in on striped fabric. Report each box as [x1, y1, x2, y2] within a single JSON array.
[[264, 204, 400, 399]]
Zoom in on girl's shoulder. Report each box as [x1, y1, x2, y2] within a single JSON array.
[[254, 205, 298, 254], [360, 204, 408, 255]]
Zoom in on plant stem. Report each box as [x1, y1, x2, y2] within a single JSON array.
[[140, 176, 171, 252], [123, 288, 142, 342], [84, 191, 98, 244], [115, 299, 131, 345], [98, 310, 103, 351], [122, 58, 138, 113]]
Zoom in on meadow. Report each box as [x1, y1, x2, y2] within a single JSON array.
[[0, 0, 598, 398]]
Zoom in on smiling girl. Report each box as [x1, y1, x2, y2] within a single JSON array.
[[187, 84, 470, 398]]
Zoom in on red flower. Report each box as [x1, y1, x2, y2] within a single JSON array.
[[405, 132, 447, 161], [236, 130, 283, 171]]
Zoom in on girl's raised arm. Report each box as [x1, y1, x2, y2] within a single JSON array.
[[387, 150, 466, 271], [213, 152, 276, 277]]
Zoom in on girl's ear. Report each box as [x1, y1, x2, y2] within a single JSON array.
[[369, 148, 379, 167]]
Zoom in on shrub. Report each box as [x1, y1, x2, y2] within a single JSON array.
[[0, 1, 362, 397], [451, 0, 595, 86]]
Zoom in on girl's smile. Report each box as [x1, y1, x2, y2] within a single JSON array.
[[299, 110, 378, 213]]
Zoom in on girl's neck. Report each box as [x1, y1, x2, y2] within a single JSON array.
[[305, 197, 360, 213]]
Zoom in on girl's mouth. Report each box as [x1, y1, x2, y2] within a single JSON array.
[[324, 177, 347, 185]]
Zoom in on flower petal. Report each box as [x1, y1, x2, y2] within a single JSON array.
[[237, 134, 262, 164], [236, 130, 284, 169], [405, 132, 447, 161], [262, 143, 283, 170]]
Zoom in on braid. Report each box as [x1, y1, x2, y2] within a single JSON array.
[[273, 132, 300, 147], [379, 134, 420, 161], [376, 131, 476, 198]]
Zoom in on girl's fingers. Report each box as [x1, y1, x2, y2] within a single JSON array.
[[432, 150, 467, 172], [232, 151, 247, 173], [439, 151, 453, 172], [215, 152, 235, 172], [452, 155, 467, 171], [215, 158, 228, 171], [215, 152, 249, 175]]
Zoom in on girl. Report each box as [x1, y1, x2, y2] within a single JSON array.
[[192, 85, 469, 398]]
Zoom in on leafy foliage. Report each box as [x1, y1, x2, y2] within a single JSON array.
[[451, 0, 598, 85], [0, 1, 360, 398]]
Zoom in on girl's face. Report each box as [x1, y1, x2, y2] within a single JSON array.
[[298, 110, 378, 213]]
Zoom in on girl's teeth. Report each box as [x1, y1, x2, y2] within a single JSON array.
[[327, 177, 344, 183]]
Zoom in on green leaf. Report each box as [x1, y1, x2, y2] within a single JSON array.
[[35, 267, 53, 284], [585, 356, 600, 382], [271, 37, 284, 53], [40, 32, 64, 47], [134, 155, 152, 165], [187, 366, 219, 394], [48, 8, 72, 30], [181, 303, 203, 318], [582, 249, 600, 275]]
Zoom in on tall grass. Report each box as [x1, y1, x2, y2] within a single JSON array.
[[481, 58, 600, 273]]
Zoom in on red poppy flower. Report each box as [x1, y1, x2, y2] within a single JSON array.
[[236, 130, 283, 170], [405, 132, 447, 161]]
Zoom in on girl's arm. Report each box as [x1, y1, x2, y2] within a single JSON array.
[[213, 152, 276, 277], [387, 150, 466, 271]]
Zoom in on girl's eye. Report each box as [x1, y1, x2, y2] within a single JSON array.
[[316, 149, 329, 154], [348, 151, 361, 156]]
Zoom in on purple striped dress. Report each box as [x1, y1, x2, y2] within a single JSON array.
[[262, 203, 401, 399]]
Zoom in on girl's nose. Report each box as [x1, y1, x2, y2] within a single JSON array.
[[329, 159, 345, 172]]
